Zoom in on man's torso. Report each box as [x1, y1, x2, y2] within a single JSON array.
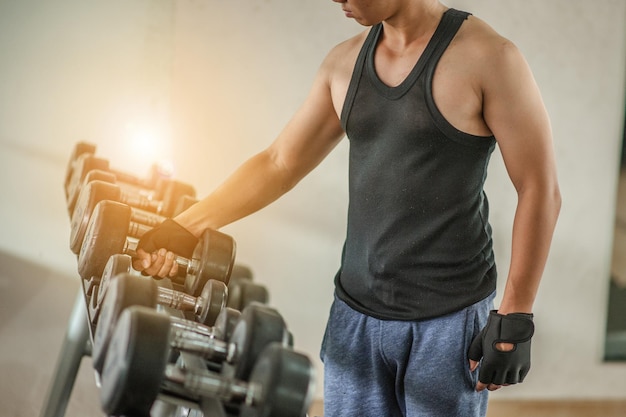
[[328, 11, 500, 141]]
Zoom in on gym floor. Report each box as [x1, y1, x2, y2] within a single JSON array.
[[1, 250, 624, 417], [0, 251, 99, 417]]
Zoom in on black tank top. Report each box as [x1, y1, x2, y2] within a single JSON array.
[[335, 9, 497, 320]]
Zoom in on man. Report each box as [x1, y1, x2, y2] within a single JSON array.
[[134, 1, 561, 416]]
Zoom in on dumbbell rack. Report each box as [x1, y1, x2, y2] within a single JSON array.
[[39, 223, 221, 416], [40, 287, 92, 417], [39, 280, 239, 417], [40, 142, 197, 417], [41, 143, 312, 417]]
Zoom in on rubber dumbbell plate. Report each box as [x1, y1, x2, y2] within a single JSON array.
[[92, 273, 157, 373], [226, 304, 288, 381], [241, 343, 315, 417], [100, 306, 171, 417], [77, 200, 131, 280]]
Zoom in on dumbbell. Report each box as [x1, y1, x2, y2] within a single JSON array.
[[224, 264, 270, 311], [77, 199, 235, 295], [69, 179, 194, 254], [231, 263, 254, 280], [91, 272, 242, 374], [92, 273, 285, 378], [100, 306, 313, 417], [85, 254, 265, 333], [67, 168, 196, 219], [91, 254, 227, 327], [64, 141, 96, 197], [227, 277, 269, 312], [65, 149, 169, 204], [65, 152, 176, 220], [66, 150, 152, 201], [66, 156, 195, 218]]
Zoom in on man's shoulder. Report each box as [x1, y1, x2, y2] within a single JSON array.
[[455, 15, 514, 56], [450, 14, 525, 77], [319, 29, 370, 83], [326, 29, 369, 66]]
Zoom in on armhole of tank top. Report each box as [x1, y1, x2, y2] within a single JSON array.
[[340, 25, 381, 132], [424, 11, 496, 151]]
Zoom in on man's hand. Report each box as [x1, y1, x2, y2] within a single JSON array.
[[132, 219, 198, 278], [468, 310, 535, 392], [133, 247, 179, 278]]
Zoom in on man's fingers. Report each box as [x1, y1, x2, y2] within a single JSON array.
[[133, 249, 152, 270], [167, 252, 179, 277], [156, 249, 172, 278], [475, 381, 502, 392], [134, 248, 177, 278]]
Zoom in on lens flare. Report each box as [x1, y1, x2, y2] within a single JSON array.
[[125, 122, 162, 159], [119, 121, 174, 178]]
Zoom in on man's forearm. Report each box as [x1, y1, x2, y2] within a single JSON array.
[[498, 183, 561, 314], [174, 149, 297, 237]]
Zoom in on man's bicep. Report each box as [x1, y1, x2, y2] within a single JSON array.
[[267, 69, 345, 185], [482, 42, 556, 189]]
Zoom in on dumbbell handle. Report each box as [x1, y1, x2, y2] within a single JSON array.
[[169, 315, 214, 338], [119, 188, 166, 216], [164, 363, 255, 406], [169, 327, 234, 363], [111, 169, 149, 189], [160, 282, 225, 328], [158, 287, 205, 316], [123, 236, 203, 283], [128, 211, 164, 231]]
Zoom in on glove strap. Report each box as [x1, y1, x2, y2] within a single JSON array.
[[491, 311, 535, 344]]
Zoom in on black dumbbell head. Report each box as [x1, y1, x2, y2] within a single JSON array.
[[67, 168, 117, 216], [100, 306, 171, 417], [227, 280, 269, 311], [77, 200, 132, 280], [66, 154, 109, 205], [226, 303, 288, 381], [185, 228, 236, 296], [231, 264, 254, 281], [92, 273, 158, 373], [160, 179, 196, 218], [197, 279, 228, 326], [241, 343, 315, 417], [70, 180, 122, 254], [214, 307, 241, 341], [64, 142, 96, 199], [95, 254, 133, 310]]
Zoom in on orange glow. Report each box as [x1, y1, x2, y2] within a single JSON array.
[[115, 121, 174, 179], [125, 122, 164, 160]]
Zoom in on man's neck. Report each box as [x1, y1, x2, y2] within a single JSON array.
[[381, 1, 447, 49]]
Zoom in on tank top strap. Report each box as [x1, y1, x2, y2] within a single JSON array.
[[340, 24, 382, 130], [423, 9, 471, 81]]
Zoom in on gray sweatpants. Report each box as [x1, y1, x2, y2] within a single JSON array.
[[320, 292, 495, 417]]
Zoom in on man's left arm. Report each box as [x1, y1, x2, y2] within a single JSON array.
[[469, 39, 561, 391]]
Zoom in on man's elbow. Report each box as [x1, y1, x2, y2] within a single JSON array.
[[551, 183, 562, 220], [517, 178, 562, 219], [541, 180, 562, 222]]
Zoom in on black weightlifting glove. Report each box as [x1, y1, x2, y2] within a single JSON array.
[[136, 219, 198, 259], [468, 310, 535, 386]]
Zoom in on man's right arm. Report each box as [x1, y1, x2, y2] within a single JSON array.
[[134, 51, 346, 277]]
